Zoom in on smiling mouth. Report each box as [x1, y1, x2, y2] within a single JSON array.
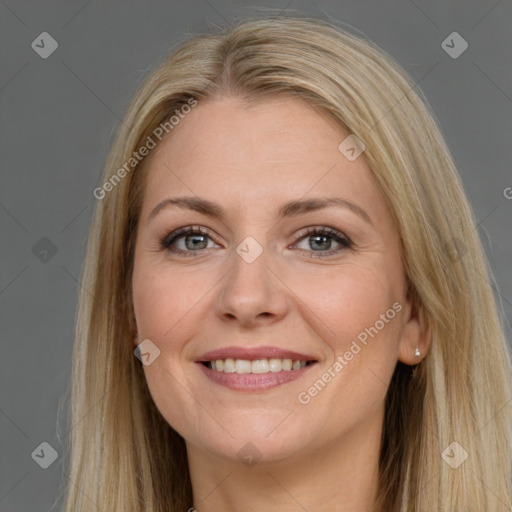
[[201, 358, 316, 374]]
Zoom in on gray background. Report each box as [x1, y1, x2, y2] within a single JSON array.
[[0, 1, 511, 510]]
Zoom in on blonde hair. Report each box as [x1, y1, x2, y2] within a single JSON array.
[[62, 16, 512, 511]]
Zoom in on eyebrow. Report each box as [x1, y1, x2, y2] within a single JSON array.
[[148, 196, 373, 226]]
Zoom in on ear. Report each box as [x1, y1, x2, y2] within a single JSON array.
[[397, 295, 431, 365]]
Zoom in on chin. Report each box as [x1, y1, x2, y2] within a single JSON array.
[[180, 408, 324, 467]]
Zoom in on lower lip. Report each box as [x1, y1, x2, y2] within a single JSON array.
[[196, 362, 317, 391]]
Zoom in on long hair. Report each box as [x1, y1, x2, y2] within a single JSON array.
[[62, 17, 512, 511]]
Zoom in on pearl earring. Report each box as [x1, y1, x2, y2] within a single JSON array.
[[414, 347, 421, 358]]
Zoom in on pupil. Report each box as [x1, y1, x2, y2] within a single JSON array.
[[311, 235, 331, 250], [186, 235, 207, 250]]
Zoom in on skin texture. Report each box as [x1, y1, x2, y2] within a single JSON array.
[[131, 96, 429, 511]]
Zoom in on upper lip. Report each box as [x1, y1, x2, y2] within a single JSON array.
[[196, 345, 317, 362]]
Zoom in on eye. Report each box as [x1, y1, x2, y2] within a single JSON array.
[[160, 225, 220, 256], [292, 226, 353, 256], [160, 225, 353, 258]]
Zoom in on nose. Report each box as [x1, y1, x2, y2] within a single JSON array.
[[214, 244, 289, 329]]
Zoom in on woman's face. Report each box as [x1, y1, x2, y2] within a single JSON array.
[[132, 96, 422, 465]]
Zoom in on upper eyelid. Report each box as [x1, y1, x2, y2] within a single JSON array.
[[294, 225, 349, 238], [163, 225, 351, 249], [163, 225, 212, 241]]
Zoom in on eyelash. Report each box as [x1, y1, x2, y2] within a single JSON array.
[[159, 225, 353, 258]]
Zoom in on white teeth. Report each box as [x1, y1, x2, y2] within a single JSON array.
[[252, 359, 269, 374], [223, 358, 236, 373], [268, 358, 283, 372], [235, 359, 252, 374], [282, 359, 293, 371], [206, 358, 309, 373]]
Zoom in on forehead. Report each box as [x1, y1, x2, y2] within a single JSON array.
[[140, 96, 386, 221]]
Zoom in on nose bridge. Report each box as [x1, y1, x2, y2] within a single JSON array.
[[228, 234, 272, 302], [215, 233, 288, 325]]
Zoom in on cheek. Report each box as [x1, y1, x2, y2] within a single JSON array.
[[288, 264, 402, 392], [132, 262, 216, 343], [289, 262, 399, 339], [131, 263, 213, 434]]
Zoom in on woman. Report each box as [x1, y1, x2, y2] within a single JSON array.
[[63, 17, 512, 511]]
